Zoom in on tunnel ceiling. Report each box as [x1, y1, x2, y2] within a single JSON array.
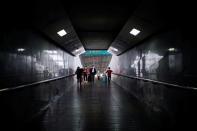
[[31, 0, 85, 56], [3, 0, 187, 56], [62, 2, 140, 50], [2, 0, 85, 56]]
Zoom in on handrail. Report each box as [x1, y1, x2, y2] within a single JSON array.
[[0, 74, 75, 92], [112, 73, 197, 90]]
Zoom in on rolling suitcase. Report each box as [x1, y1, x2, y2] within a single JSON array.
[[88, 75, 91, 82]]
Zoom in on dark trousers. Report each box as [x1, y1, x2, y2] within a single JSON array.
[[77, 77, 82, 86], [91, 74, 95, 82], [83, 74, 87, 81], [108, 75, 111, 82]]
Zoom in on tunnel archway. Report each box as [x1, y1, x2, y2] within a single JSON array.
[[79, 50, 112, 74]]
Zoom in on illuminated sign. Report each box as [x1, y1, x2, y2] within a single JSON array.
[[83, 50, 111, 54]]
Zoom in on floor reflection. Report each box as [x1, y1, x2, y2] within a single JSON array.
[[24, 79, 173, 131]]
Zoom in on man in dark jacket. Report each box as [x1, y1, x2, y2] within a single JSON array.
[[75, 66, 83, 86], [89, 65, 97, 82]]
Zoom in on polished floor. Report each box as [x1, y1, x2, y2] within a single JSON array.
[[25, 79, 172, 131]]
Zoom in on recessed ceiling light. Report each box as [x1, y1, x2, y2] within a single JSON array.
[[44, 50, 57, 54], [17, 48, 25, 52], [75, 49, 79, 52], [130, 28, 140, 36], [110, 47, 118, 52], [168, 48, 176, 52], [57, 29, 67, 37], [113, 48, 118, 52]]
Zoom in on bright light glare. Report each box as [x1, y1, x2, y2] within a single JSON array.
[[100, 73, 103, 77], [44, 50, 57, 54], [130, 28, 140, 36], [57, 29, 67, 37], [75, 49, 79, 52], [130, 51, 163, 75], [78, 50, 86, 55], [17, 48, 25, 52], [110, 47, 118, 52], [145, 51, 163, 71], [113, 48, 118, 52], [72, 47, 85, 56], [168, 48, 175, 52]]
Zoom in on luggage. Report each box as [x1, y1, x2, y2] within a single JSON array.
[[88, 75, 91, 82], [98, 76, 100, 80], [102, 74, 107, 82]]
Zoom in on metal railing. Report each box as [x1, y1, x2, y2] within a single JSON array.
[[112, 73, 197, 90], [0, 74, 75, 92]]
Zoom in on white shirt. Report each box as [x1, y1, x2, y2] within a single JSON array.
[[92, 68, 95, 73]]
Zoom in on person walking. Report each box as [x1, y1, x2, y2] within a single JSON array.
[[89, 65, 97, 82], [105, 67, 113, 83], [75, 66, 83, 86], [83, 66, 88, 82]]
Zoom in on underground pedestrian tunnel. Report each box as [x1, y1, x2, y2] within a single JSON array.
[[1, 0, 197, 130]]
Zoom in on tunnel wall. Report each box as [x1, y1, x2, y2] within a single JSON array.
[[0, 28, 75, 88], [110, 29, 197, 129], [0, 28, 77, 129], [0, 77, 75, 130], [110, 29, 197, 87]]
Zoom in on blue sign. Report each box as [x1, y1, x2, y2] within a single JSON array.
[[83, 50, 111, 54]]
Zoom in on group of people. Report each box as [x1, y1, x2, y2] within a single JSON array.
[[75, 65, 97, 86], [75, 65, 113, 86]]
